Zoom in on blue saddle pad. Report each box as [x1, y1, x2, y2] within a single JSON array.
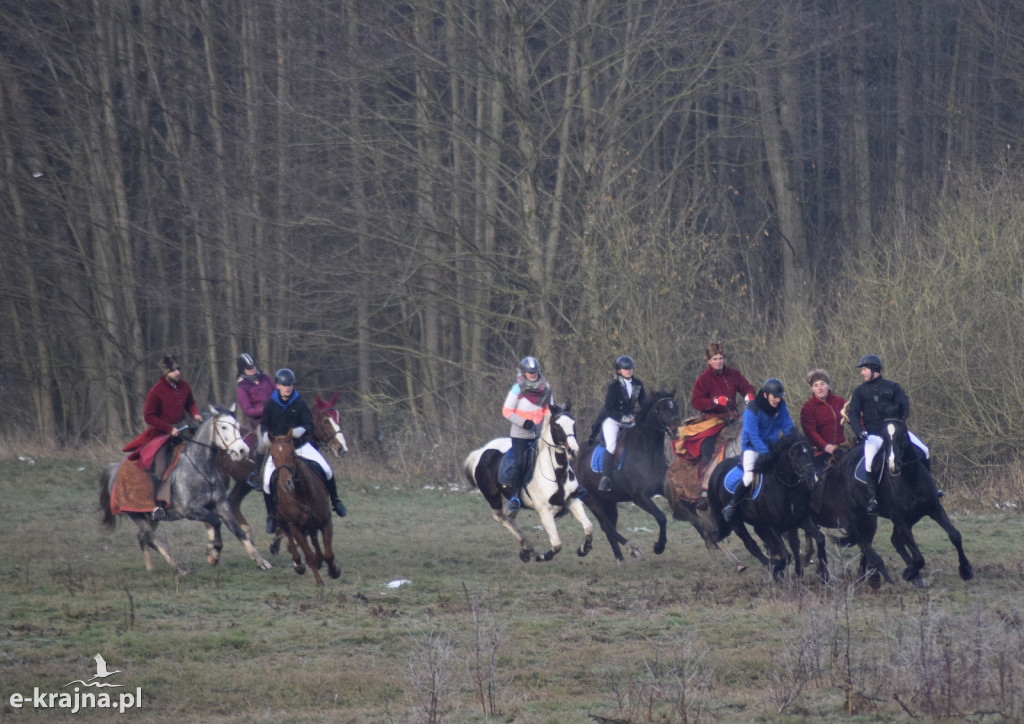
[[722, 465, 764, 500], [498, 449, 518, 486], [854, 453, 870, 484], [589, 445, 625, 474]]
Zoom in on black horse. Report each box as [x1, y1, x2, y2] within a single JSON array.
[[813, 419, 973, 588], [574, 390, 683, 561], [707, 432, 829, 581]]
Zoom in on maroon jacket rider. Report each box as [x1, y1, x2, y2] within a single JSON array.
[[123, 355, 202, 470]]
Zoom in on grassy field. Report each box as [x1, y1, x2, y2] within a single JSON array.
[[1, 448, 1022, 723]]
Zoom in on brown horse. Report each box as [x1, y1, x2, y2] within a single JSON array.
[[267, 431, 340, 585], [215, 392, 348, 541]]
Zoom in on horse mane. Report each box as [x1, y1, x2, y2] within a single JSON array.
[[755, 431, 808, 473], [637, 389, 675, 426]]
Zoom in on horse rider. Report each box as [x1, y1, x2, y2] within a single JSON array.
[[799, 368, 848, 461], [235, 353, 274, 482], [847, 354, 933, 515], [691, 341, 756, 459], [590, 355, 648, 492], [261, 368, 347, 534], [722, 378, 795, 523], [122, 355, 204, 520], [502, 356, 553, 512]]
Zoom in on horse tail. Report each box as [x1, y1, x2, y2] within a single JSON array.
[[97, 464, 118, 531]]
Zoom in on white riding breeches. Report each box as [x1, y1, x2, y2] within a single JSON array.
[[262, 441, 332, 493], [602, 417, 627, 454], [741, 449, 759, 487], [864, 431, 928, 471]]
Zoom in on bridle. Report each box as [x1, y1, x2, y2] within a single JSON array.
[[642, 396, 682, 436], [780, 439, 817, 489], [533, 412, 578, 483]]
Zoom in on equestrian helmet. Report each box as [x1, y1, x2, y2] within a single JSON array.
[[856, 354, 883, 373], [274, 368, 297, 386], [762, 377, 786, 398], [615, 355, 635, 371], [519, 356, 541, 374], [237, 353, 256, 374]]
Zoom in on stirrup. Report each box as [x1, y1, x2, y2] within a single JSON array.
[[866, 498, 879, 515], [721, 503, 735, 523], [266, 517, 277, 534], [332, 498, 347, 518], [246, 471, 259, 489], [151, 506, 166, 521], [696, 493, 709, 511], [598, 476, 612, 492], [507, 496, 521, 513]]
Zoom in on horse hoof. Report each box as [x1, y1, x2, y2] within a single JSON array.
[[329, 565, 341, 579], [653, 542, 666, 555], [207, 555, 219, 567], [294, 564, 306, 575], [960, 564, 974, 581], [269, 539, 281, 555], [257, 559, 273, 571], [539, 550, 555, 562], [576, 544, 590, 557], [909, 575, 927, 588], [519, 550, 532, 563], [629, 548, 643, 559], [735, 563, 747, 574]]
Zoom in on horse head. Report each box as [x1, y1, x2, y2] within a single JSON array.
[[313, 392, 349, 457], [638, 389, 682, 435], [268, 432, 297, 491], [546, 402, 578, 461], [207, 404, 249, 462], [882, 418, 909, 476], [760, 432, 817, 489]]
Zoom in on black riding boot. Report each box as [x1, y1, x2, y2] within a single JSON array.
[[598, 450, 615, 492], [865, 461, 880, 515], [263, 491, 277, 534], [721, 482, 750, 523], [325, 476, 347, 517]]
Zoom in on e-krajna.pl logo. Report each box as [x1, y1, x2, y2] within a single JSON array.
[[8, 654, 142, 714]]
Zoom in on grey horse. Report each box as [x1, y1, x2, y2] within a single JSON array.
[[99, 405, 272, 574]]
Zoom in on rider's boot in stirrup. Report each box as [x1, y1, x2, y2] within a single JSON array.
[[722, 483, 749, 523], [325, 476, 347, 517], [263, 491, 277, 534]]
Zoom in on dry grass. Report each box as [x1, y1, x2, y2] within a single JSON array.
[[1, 449, 1023, 722]]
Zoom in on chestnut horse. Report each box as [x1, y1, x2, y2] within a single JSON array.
[[216, 392, 347, 541], [267, 432, 340, 585]]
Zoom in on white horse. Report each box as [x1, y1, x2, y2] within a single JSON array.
[[462, 403, 594, 562]]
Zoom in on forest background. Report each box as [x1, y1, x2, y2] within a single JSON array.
[[2, 0, 1023, 494]]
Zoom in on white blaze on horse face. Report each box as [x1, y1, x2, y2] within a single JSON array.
[[552, 414, 579, 458], [215, 414, 249, 461], [886, 422, 898, 472], [325, 415, 349, 454]]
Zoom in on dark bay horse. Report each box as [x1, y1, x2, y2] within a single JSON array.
[[267, 432, 340, 586], [217, 392, 348, 540], [462, 403, 594, 562], [814, 419, 973, 588], [706, 432, 828, 580], [574, 390, 683, 562], [99, 406, 272, 574]]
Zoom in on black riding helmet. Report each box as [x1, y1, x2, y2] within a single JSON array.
[[275, 368, 296, 386], [615, 355, 635, 371], [856, 354, 882, 373], [519, 356, 541, 374], [237, 353, 256, 375], [762, 377, 786, 398]]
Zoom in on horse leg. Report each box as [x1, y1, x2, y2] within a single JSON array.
[[786, 528, 803, 577], [132, 515, 190, 575], [889, 521, 927, 586], [580, 494, 633, 562], [851, 517, 894, 588], [565, 498, 594, 558], [213, 499, 272, 570], [492, 509, 537, 563], [320, 520, 341, 579], [928, 504, 974, 581], [757, 527, 790, 579], [227, 477, 254, 542], [805, 521, 830, 583], [534, 507, 563, 562], [731, 522, 771, 570], [280, 527, 307, 577], [203, 516, 224, 566], [295, 532, 325, 586], [631, 494, 668, 555]]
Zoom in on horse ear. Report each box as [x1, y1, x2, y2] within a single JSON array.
[[329, 391, 338, 406], [315, 393, 324, 406], [208, 404, 217, 416], [562, 399, 571, 413]]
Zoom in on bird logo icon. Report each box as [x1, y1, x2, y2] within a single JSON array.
[[64, 654, 124, 688]]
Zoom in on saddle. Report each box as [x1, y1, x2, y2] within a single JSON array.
[[665, 419, 735, 505], [498, 443, 537, 487]]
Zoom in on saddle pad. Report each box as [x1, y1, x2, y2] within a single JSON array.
[[854, 453, 870, 484], [722, 465, 764, 500], [666, 455, 702, 505], [110, 459, 157, 514], [498, 449, 518, 486], [589, 445, 625, 474]]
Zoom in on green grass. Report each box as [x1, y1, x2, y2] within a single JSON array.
[[1, 451, 1022, 722]]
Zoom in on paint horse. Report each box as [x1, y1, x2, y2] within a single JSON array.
[[462, 403, 594, 562], [99, 406, 272, 574], [266, 431, 341, 586]]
